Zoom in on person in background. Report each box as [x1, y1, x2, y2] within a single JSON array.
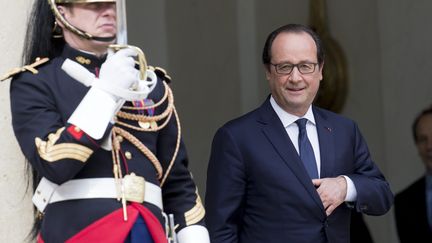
[[4, 0, 209, 242], [205, 23, 393, 243], [394, 105, 432, 243]]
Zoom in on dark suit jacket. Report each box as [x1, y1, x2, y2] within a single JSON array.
[[394, 176, 432, 243], [205, 98, 393, 243]]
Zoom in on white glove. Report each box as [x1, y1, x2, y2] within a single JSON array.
[[137, 69, 157, 94], [177, 225, 210, 243], [98, 48, 139, 98], [62, 58, 157, 102]]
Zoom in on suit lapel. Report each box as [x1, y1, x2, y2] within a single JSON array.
[[257, 99, 324, 212], [313, 107, 335, 178]]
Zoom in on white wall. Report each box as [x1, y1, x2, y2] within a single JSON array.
[[0, 1, 34, 242]]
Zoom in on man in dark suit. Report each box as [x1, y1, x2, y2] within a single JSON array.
[[394, 106, 432, 243], [205, 23, 393, 243]]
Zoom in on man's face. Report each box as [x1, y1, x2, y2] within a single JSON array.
[[59, 3, 116, 50], [265, 32, 323, 116], [415, 113, 432, 172]]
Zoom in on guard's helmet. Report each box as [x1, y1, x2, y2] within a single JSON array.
[[48, 0, 116, 41]]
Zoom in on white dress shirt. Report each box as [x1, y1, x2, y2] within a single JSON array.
[[270, 96, 357, 202], [270, 96, 321, 177]]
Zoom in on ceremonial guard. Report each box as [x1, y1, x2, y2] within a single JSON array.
[[3, 0, 209, 242]]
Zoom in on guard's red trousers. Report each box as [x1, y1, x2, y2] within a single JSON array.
[[37, 202, 167, 243]]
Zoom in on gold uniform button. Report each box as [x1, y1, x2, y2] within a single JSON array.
[[125, 151, 132, 160], [117, 136, 124, 143], [139, 121, 151, 129], [74, 127, 81, 132]]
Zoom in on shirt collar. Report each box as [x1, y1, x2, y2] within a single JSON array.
[[270, 96, 316, 127]]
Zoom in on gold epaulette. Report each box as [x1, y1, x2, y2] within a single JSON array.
[[148, 66, 172, 84], [1, 57, 50, 82]]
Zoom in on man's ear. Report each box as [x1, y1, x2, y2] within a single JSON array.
[[56, 6, 67, 28], [318, 61, 324, 81], [57, 5, 65, 15], [264, 64, 271, 80], [319, 61, 325, 71]]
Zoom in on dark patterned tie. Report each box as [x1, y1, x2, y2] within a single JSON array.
[[427, 178, 432, 230], [295, 118, 319, 179]]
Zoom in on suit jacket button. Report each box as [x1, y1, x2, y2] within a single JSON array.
[[323, 219, 329, 228], [125, 151, 132, 160]]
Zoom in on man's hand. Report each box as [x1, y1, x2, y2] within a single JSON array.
[[312, 176, 347, 216]]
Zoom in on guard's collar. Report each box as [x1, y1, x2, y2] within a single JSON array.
[[61, 44, 107, 71]]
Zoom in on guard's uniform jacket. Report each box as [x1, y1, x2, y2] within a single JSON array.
[[10, 45, 205, 242]]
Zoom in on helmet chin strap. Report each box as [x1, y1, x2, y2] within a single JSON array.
[[86, 34, 116, 43]]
